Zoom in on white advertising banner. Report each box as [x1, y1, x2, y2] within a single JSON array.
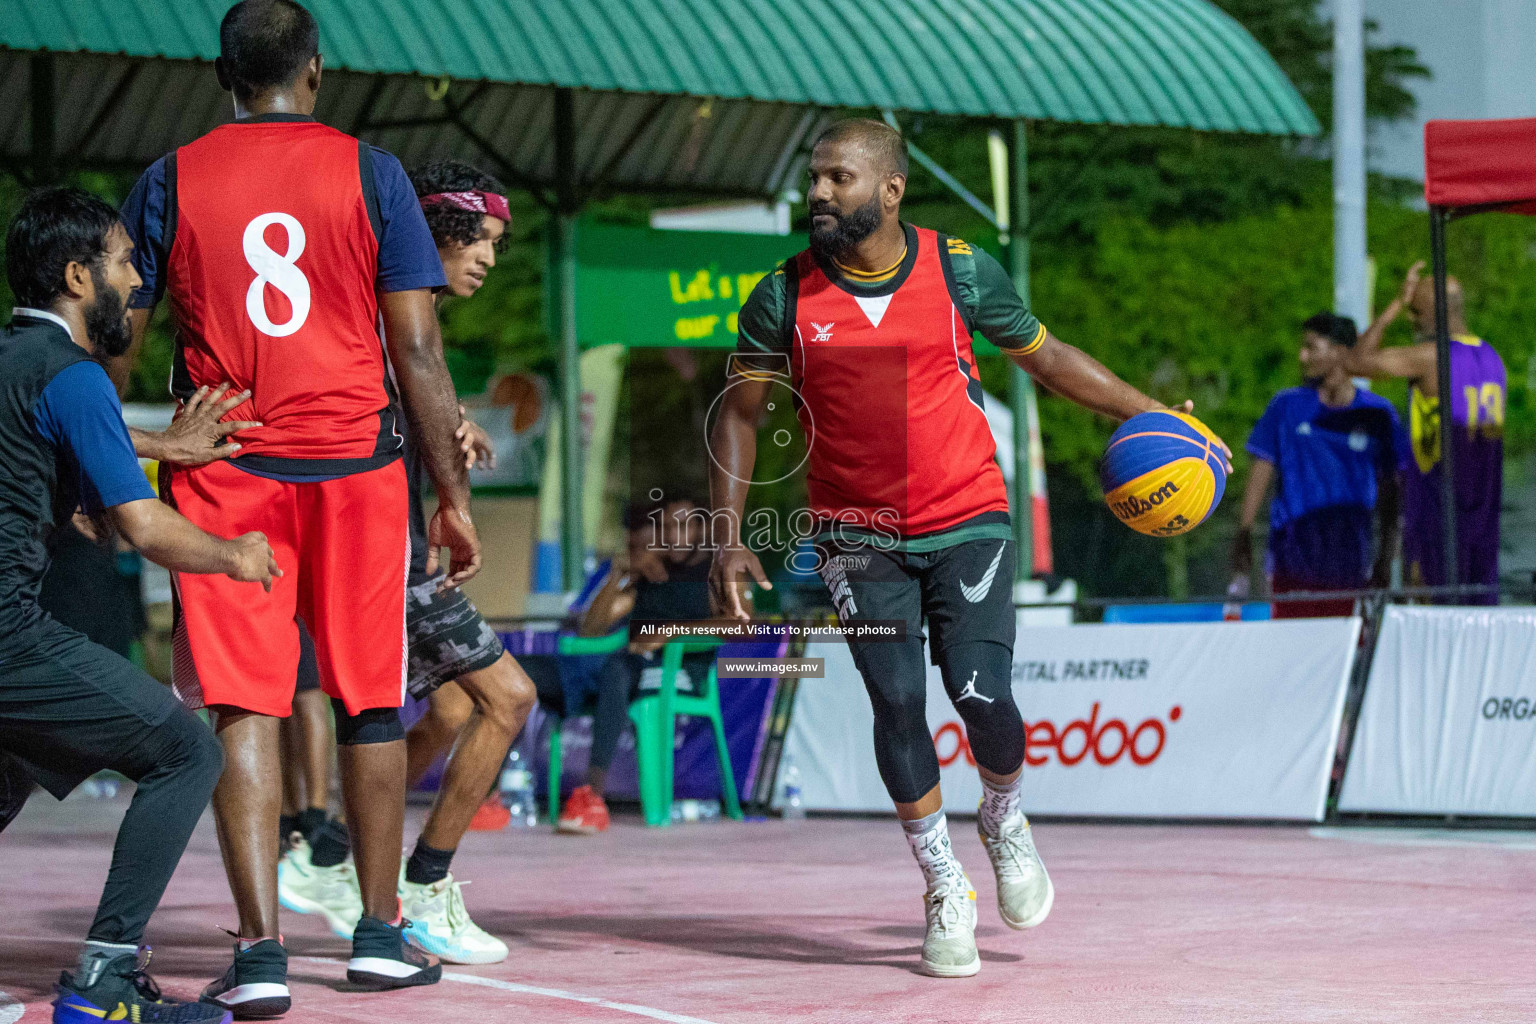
[[1340, 605, 1536, 817], [783, 618, 1359, 820]]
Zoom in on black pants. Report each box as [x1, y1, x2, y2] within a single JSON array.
[[816, 535, 1024, 804], [0, 616, 223, 944], [523, 649, 713, 773]]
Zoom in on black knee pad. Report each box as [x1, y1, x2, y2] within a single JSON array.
[[851, 638, 941, 804], [937, 641, 1024, 775], [331, 700, 404, 745]]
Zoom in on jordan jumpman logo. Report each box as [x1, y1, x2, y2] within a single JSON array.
[[956, 670, 994, 704]]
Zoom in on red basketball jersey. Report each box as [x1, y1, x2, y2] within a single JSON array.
[[789, 227, 1009, 535], [167, 117, 399, 468]]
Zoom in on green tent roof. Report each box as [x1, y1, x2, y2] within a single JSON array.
[[0, 0, 1318, 196]]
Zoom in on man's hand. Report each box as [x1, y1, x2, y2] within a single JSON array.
[[426, 503, 482, 590], [1230, 526, 1253, 576], [1162, 399, 1234, 467], [223, 531, 281, 592], [140, 384, 261, 465], [630, 546, 669, 584], [710, 546, 772, 621], [456, 407, 496, 471], [1397, 260, 1426, 306]]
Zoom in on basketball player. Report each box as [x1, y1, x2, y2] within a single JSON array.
[[1, 186, 276, 1024], [120, 1, 476, 1015], [709, 120, 1220, 977], [1346, 261, 1505, 602], [276, 161, 536, 965]]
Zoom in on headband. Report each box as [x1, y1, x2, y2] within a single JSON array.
[[419, 190, 511, 223]]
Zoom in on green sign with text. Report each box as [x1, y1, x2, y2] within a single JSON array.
[[573, 221, 803, 349]]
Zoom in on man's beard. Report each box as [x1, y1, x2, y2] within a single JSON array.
[[85, 266, 132, 359], [808, 191, 883, 261]]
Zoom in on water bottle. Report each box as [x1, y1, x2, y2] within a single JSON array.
[[1223, 574, 1250, 622], [781, 754, 805, 820], [500, 747, 537, 828], [669, 798, 724, 823]]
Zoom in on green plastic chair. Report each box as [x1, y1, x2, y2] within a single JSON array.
[[545, 632, 743, 827]]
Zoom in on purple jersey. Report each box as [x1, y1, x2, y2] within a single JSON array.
[[1403, 334, 1504, 599]]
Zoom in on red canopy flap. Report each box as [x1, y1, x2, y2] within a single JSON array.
[[1424, 118, 1536, 213]]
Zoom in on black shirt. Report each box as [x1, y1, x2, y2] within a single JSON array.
[[0, 317, 95, 639], [630, 553, 714, 624]]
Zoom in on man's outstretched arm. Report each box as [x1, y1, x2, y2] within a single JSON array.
[[110, 498, 279, 591], [1347, 260, 1437, 388], [1011, 333, 1167, 422]]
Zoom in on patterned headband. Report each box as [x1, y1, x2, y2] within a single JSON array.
[[419, 190, 511, 222]]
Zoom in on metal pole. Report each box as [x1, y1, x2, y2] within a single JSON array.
[[1007, 119, 1036, 581], [1430, 207, 1458, 587], [30, 53, 55, 184], [1332, 0, 1369, 332], [553, 87, 585, 591]]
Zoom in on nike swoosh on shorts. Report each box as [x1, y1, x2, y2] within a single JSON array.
[[959, 543, 1006, 604]]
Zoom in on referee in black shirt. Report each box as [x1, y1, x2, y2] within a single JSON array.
[[0, 188, 277, 1021]]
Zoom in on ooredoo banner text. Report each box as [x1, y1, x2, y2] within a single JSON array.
[[780, 617, 1359, 820]]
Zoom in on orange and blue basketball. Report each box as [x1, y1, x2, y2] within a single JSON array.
[[1100, 410, 1229, 537]]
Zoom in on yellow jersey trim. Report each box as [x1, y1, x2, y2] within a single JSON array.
[[996, 321, 1047, 356], [832, 247, 907, 284]]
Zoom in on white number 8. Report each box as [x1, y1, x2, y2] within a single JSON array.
[[243, 212, 310, 337]]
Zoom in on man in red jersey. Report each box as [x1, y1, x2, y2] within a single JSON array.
[[121, 1, 474, 1015], [710, 119, 1224, 978]]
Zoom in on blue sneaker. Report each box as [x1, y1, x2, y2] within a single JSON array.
[[54, 948, 232, 1024]]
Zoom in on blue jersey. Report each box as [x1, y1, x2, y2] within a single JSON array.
[[1246, 386, 1409, 587]]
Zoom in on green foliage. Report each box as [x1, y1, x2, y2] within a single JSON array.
[[1030, 193, 1536, 597], [0, 0, 1479, 604]]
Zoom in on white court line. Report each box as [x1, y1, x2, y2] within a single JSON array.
[[1310, 826, 1536, 850], [0, 989, 22, 1024], [294, 957, 721, 1024]]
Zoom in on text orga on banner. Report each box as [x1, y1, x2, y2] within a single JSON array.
[[1340, 605, 1536, 817], [780, 617, 1358, 820]]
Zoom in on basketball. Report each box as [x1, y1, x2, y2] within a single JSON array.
[[1100, 410, 1229, 537]]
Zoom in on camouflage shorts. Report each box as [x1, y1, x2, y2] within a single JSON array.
[[405, 574, 505, 699]]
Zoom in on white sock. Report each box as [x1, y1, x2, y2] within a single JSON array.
[[900, 810, 966, 891], [978, 774, 1023, 838]]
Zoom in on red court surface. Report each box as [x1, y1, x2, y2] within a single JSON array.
[[3, 795, 1534, 1023]]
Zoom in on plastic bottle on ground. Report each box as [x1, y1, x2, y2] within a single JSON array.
[[781, 754, 805, 820], [500, 747, 538, 828]]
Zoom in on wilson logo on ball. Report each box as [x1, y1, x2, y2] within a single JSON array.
[[1108, 480, 1180, 521], [1099, 410, 1229, 537]]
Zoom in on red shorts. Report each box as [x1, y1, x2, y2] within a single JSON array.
[[1270, 570, 1358, 619], [163, 458, 408, 716]]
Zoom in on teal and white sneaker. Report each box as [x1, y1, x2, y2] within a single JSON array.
[[920, 876, 980, 978], [399, 874, 508, 964], [979, 812, 1054, 930], [277, 838, 363, 939]]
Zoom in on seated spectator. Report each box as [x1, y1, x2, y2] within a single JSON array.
[[521, 496, 736, 834], [1232, 312, 1409, 617]]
